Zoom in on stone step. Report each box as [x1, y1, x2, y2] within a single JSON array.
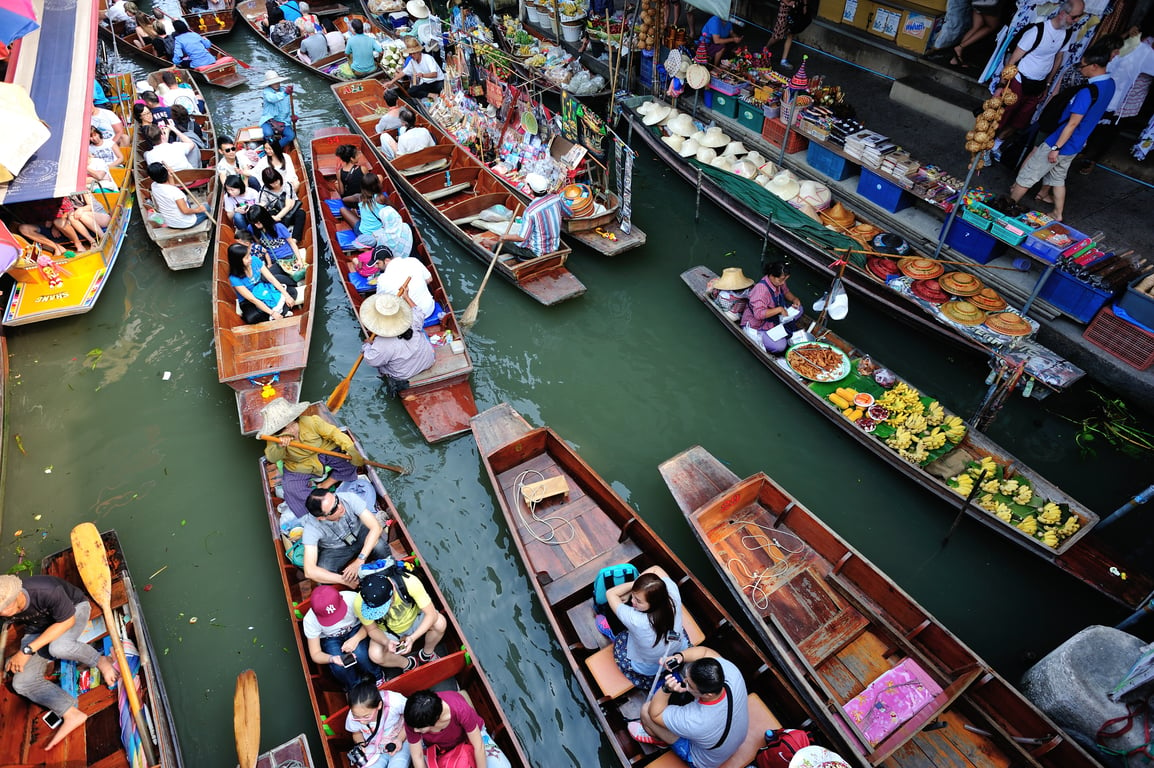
[[889, 74, 985, 132]]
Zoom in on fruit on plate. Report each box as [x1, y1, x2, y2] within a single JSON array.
[[854, 392, 874, 408]]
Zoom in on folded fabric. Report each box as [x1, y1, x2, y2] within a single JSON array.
[[842, 658, 943, 746]]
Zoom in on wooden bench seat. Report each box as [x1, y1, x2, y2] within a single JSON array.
[[642, 693, 782, 768]]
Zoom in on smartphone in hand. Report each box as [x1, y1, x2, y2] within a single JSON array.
[[339, 652, 357, 668]]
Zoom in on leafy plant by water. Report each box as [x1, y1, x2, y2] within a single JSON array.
[[1062, 390, 1154, 458]]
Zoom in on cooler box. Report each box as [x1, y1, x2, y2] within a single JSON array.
[[941, 217, 1004, 264], [807, 142, 854, 181], [858, 168, 911, 213], [736, 100, 766, 134], [710, 89, 741, 119]]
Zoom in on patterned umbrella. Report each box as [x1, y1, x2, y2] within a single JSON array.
[[0, 0, 38, 45], [789, 54, 809, 93]]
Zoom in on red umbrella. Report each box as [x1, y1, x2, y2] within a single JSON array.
[[0, 0, 39, 46]]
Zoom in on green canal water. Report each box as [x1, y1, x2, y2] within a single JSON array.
[[1, 28, 1151, 768]]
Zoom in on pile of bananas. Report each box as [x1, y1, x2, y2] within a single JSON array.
[[949, 458, 1084, 548], [943, 415, 966, 444], [876, 383, 961, 464]]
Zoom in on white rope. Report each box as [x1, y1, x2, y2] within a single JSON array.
[[722, 513, 804, 611], [513, 469, 576, 545]]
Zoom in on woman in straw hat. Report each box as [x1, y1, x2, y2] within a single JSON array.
[[360, 289, 436, 397], [740, 260, 802, 354], [707, 266, 754, 321], [259, 69, 297, 149], [261, 398, 367, 519]]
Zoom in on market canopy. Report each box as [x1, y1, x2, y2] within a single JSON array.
[[0, 0, 96, 205], [682, 0, 732, 24], [0, 0, 39, 45]]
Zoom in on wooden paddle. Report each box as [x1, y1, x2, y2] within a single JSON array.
[[258, 435, 408, 474], [70, 523, 156, 767], [326, 277, 411, 412], [235, 670, 260, 768], [460, 203, 524, 331]]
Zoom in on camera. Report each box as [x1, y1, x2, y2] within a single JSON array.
[[665, 658, 685, 684], [347, 745, 368, 768]]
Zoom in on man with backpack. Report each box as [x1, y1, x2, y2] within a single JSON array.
[[1009, 43, 1115, 221], [354, 566, 447, 674]]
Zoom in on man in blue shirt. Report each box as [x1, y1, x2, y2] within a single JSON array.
[[1010, 43, 1115, 221], [259, 69, 296, 149], [701, 15, 742, 66], [345, 18, 382, 76]]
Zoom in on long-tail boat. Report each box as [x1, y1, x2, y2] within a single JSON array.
[[133, 69, 218, 270], [659, 444, 1099, 767], [681, 265, 1152, 610], [3, 75, 137, 326], [97, 0, 245, 88], [213, 126, 319, 434], [259, 403, 531, 768], [0, 529, 182, 767], [333, 78, 586, 305], [179, 0, 237, 37], [309, 127, 478, 442], [471, 401, 851, 767]]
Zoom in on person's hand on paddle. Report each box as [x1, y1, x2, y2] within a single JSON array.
[[348, 450, 366, 468], [278, 435, 294, 447], [284, 84, 294, 95]]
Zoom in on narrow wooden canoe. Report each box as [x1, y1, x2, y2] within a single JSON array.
[[472, 402, 848, 768], [132, 68, 218, 270], [212, 127, 319, 434], [97, 0, 245, 89], [660, 445, 1099, 768], [179, 0, 237, 37], [310, 127, 478, 442], [0, 529, 182, 767], [258, 734, 316, 768], [260, 403, 531, 768], [333, 78, 586, 306], [3, 74, 137, 326], [681, 265, 1153, 609]]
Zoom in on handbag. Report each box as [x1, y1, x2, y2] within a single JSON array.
[[425, 741, 475, 768]]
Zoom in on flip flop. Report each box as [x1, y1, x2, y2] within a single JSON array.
[[1035, 193, 1055, 204]]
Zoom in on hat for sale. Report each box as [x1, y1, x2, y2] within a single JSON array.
[[910, 278, 949, 304], [970, 287, 1007, 312], [898, 257, 945, 280], [871, 232, 910, 256], [985, 311, 1032, 336], [941, 299, 988, 326], [939, 271, 983, 296]]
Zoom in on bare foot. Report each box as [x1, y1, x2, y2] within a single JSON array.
[[44, 707, 87, 750], [97, 655, 120, 686], [1051, 210, 1063, 221], [1035, 192, 1054, 204]]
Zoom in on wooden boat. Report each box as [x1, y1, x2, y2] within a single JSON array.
[[133, 68, 218, 270], [333, 78, 586, 306], [0, 529, 182, 767], [260, 403, 531, 768], [179, 0, 237, 37], [212, 126, 319, 434], [3, 74, 137, 326], [681, 265, 1153, 610], [660, 445, 1099, 767], [236, 1, 392, 83], [472, 401, 851, 767], [310, 128, 478, 442], [257, 735, 316, 768], [97, 0, 245, 89]]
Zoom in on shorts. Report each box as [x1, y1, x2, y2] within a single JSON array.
[[1015, 143, 1076, 189], [672, 738, 694, 765]]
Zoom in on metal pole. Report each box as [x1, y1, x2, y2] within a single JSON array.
[[932, 156, 980, 260], [1117, 599, 1153, 631], [1019, 263, 1056, 317], [694, 166, 703, 223], [1098, 484, 1154, 531]]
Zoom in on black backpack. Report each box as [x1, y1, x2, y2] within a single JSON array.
[[1002, 21, 1074, 69], [1036, 82, 1100, 136]]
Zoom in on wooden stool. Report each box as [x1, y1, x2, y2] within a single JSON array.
[[585, 644, 634, 701]]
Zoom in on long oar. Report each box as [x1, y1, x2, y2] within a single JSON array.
[[235, 670, 260, 768], [460, 203, 524, 330], [326, 277, 411, 412], [71, 523, 156, 767], [257, 435, 408, 474]]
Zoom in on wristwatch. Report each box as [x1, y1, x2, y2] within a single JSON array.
[[22, 644, 34, 656]]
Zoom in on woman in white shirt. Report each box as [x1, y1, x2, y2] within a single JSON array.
[[345, 680, 410, 768], [141, 124, 198, 171], [252, 137, 300, 187], [395, 109, 436, 156]]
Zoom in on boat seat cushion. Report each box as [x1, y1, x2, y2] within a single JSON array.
[[643, 693, 781, 768], [584, 644, 633, 700], [842, 657, 943, 747]]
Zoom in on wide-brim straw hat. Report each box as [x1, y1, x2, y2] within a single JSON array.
[[911, 278, 949, 304], [767, 170, 800, 201], [710, 155, 733, 172], [985, 311, 1032, 336], [744, 150, 768, 168], [359, 293, 414, 337], [970, 287, 1007, 311], [662, 134, 685, 152], [851, 222, 882, 240], [686, 63, 710, 90], [940, 271, 983, 296], [261, 70, 288, 87], [407, 0, 431, 17], [871, 232, 909, 256], [825, 201, 855, 228], [260, 397, 310, 435], [636, 101, 656, 116], [721, 140, 749, 157], [642, 103, 672, 126], [867, 256, 900, 281], [714, 267, 754, 290], [658, 108, 681, 126], [664, 48, 684, 74], [404, 35, 423, 52], [699, 127, 730, 148], [941, 299, 988, 326], [695, 146, 717, 164], [757, 160, 780, 178], [899, 257, 945, 280], [666, 114, 696, 137], [678, 138, 700, 158], [754, 173, 771, 186], [689, 129, 705, 143], [797, 180, 831, 210], [731, 159, 758, 178]]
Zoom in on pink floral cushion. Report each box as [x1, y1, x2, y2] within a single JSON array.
[[841, 658, 943, 747]]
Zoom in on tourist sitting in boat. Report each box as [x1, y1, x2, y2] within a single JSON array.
[[494, 173, 565, 262], [227, 235, 301, 324], [260, 398, 365, 519], [259, 69, 296, 149], [332, 144, 370, 228], [370, 246, 439, 323], [341, 18, 383, 79], [104, 0, 138, 25], [631, 645, 749, 768], [393, 36, 445, 98], [279, 0, 305, 23], [140, 90, 173, 126], [345, 680, 410, 768], [395, 109, 436, 156], [217, 137, 260, 188], [171, 104, 207, 150], [245, 204, 305, 265], [257, 167, 307, 241], [323, 17, 347, 55], [303, 487, 394, 587], [91, 101, 130, 147], [301, 584, 382, 691], [402, 689, 512, 768], [740, 260, 802, 355], [253, 136, 301, 187], [0, 574, 122, 751], [6, 199, 79, 255], [171, 19, 217, 69], [374, 89, 405, 135], [356, 567, 448, 673], [88, 125, 123, 184], [359, 291, 436, 397], [297, 24, 331, 65], [138, 20, 175, 59], [147, 162, 209, 229], [222, 175, 259, 229], [294, 2, 321, 34], [603, 565, 690, 690], [142, 124, 199, 171], [268, 6, 301, 47], [353, 174, 414, 257], [70, 192, 112, 233]]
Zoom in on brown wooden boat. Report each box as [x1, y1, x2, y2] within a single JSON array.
[[257, 735, 316, 768], [0, 529, 182, 768], [98, 0, 245, 88], [260, 403, 531, 768], [471, 401, 853, 767], [660, 445, 1099, 767], [332, 78, 586, 305], [212, 127, 319, 434], [309, 127, 478, 442], [681, 265, 1153, 610], [179, 0, 237, 37], [133, 68, 218, 270]]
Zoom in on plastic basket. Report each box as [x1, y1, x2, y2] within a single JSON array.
[[1083, 306, 1154, 370], [990, 217, 1035, 246]]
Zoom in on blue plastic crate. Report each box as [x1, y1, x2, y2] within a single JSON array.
[[807, 142, 854, 181], [1023, 222, 1090, 263], [638, 51, 669, 90], [857, 168, 910, 213], [941, 217, 1004, 264], [1038, 270, 1114, 323], [703, 90, 713, 109]]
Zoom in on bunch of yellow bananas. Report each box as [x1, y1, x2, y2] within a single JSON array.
[[1060, 515, 1080, 537], [1042, 530, 1059, 548], [886, 427, 914, 450], [922, 427, 947, 451], [981, 478, 1001, 494], [995, 503, 1013, 522], [944, 415, 966, 444], [904, 413, 927, 432], [979, 493, 998, 512], [952, 473, 974, 497], [927, 401, 945, 426], [1013, 485, 1034, 505], [1017, 515, 1038, 535], [1000, 479, 1020, 495], [968, 456, 998, 479], [1039, 502, 1062, 524]]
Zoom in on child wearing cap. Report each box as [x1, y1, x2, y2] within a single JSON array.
[[303, 585, 382, 690]]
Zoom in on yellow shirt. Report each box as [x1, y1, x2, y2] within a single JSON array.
[[263, 413, 358, 476], [353, 573, 430, 636]]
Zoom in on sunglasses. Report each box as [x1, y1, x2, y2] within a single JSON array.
[[313, 499, 343, 519], [223, 147, 237, 152]]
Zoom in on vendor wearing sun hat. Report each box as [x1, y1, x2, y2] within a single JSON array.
[[262, 397, 366, 519], [360, 290, 436, 397], [384, 36, 445, 98], [259, 69, 296, 149], [355, 568, 448, 673], [302, 584, 381, 691], [707, 266, 754, 321]]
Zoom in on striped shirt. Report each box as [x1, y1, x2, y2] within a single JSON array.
[[521, 194, 564, 257]]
